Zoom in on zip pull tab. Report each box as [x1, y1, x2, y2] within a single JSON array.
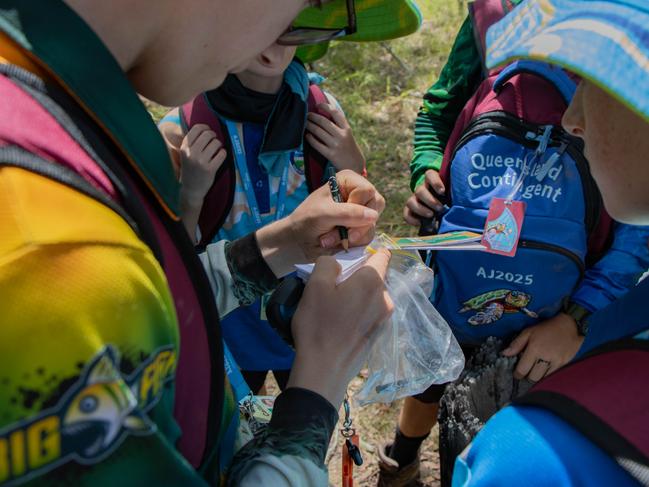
[[536, 125, 553, 156], [535, 141, 568, 182], [341, 395, 363, 487]]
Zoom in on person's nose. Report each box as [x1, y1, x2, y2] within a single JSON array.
[[562, 82, 586, 138]]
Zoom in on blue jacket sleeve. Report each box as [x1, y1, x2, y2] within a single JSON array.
[[570, 223, 649, 312], [452, 405, 638, 487]]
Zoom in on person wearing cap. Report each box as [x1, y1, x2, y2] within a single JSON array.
[[157, 41, 366, 398], [380, 1, 649, 484], [0, 0, 420, 486], [452, 0, 649, 485]]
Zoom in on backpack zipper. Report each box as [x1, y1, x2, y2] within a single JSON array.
[[451, 111, 562, 161], [519, 239, 585, 277]]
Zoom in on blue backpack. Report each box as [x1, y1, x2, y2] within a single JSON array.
[[431, 61, 612, 345]]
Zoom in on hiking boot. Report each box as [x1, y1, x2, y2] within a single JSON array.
[[376, 442, 421, 487]]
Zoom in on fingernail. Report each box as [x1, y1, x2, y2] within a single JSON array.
[[321, 236, 336, 248], [349, 229, 360, 241]]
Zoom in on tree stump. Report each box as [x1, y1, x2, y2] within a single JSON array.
[[438, 337, 532, 486]]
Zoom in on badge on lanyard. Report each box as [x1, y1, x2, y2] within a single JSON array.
[[481, 198, 526, 257], [480, 125, 555, 257], [291, 150, 305, 175], [259, 292, 271, 321]]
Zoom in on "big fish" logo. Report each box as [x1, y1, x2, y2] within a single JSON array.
[[0, 345, 176, 485]]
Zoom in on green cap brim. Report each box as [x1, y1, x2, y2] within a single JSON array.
[[295, 0, 422, 43], [296, 42, 331, 63]]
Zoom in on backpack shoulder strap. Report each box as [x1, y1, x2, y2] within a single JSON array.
[[516, 339, 649, 485], [180, 94, 236, 249], [0, 144, 139, 233], [304, 83, 368, 186], [304, 83, 330, 192], [469, 0, 516, 74], [493, 60, 576, 105]]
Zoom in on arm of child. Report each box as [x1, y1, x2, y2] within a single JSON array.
[[502, 313, 584, 382], [569, 222, 649, 312], [305, 99, 366, 175], [502, 224, 649, 381], [159, 111, 226, 243], [404, 16, 482, 227], [403, 169, 447, 226], [177, 124, 226, 242]]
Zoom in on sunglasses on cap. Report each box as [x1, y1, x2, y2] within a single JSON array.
[[277, 0, 357, 46]]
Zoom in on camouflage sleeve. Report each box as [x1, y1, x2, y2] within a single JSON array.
[[226, 388, 338, 486], [199, 233, 279, 317]]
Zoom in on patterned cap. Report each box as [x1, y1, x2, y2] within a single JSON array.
[[485, 0, 649, 122]]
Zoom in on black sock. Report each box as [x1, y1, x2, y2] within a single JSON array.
[[388, 428, 429, 468]]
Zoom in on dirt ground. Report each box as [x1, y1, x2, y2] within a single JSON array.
[[268, 372, 442, 487]]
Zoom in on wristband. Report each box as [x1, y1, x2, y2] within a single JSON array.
[[563, 301, 591, 336]]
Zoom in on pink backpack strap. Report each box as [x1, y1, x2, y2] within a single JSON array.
[[180, 94, 236, 249], [181, 93, 220, 132], [0, 72, 116, 199], [304, 84, 367, 186], [517, 341, 649, 484]]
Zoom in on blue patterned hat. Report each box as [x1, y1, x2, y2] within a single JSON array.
[[485, 0, 649, 122]]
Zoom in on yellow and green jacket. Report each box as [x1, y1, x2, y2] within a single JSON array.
[[0, 1, 337, 486]]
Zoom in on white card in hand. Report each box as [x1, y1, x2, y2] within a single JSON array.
[[295, 246, 369, 284]]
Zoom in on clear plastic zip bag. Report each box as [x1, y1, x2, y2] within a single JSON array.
[[354, 236, 465, 406]]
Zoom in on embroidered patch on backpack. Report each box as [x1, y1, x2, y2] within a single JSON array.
[[459, 289, 539, 326]]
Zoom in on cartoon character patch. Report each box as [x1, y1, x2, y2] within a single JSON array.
[[481, 198, 526, 257], [459, 289, 539, 326], [0, 345, 176, 485]]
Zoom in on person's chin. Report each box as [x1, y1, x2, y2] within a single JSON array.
[[154, 72, 227, 107], [603, 194, 649, 226]]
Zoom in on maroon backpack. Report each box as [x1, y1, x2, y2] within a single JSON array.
[[179, 84, 333, 248]]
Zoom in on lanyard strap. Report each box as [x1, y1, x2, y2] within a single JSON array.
[[225, 119, 289, 226], [223, 341, 252, 403]]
